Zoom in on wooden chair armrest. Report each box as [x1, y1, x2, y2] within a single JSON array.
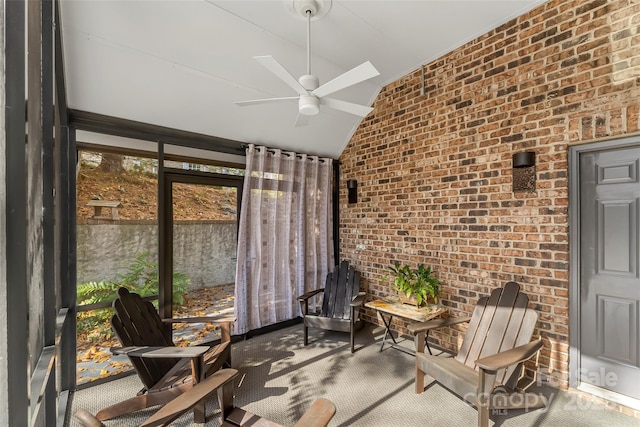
[[77, 371, 239, 427], [110, 346, 147, 355], [298, 288, 324, 301], [75, 409, 104, 427], [407, 316, 471, 335], [292, 398, 336, 427], [162, 316, 233, 343], [475, 339, 543, 373], [110, 346, 209, 359], [141, 369, 238, 427], [350, 292, 366, 307], [162, 315, 236, 324]]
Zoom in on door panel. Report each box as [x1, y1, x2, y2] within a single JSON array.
[[597, 295, 637, 366], [598, 159, 637, 184], [580, 148, 640, 400], [598, 199, 636, 275], [161, 171, 241, 343]]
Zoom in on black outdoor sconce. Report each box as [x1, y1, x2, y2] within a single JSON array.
[[513, 151, 536, 168], [512, 151, 536, 192], [347, 179, 358, 204]]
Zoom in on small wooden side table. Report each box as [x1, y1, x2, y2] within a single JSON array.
[[365, 299, 446, 355]]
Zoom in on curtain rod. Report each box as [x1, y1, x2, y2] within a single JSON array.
[[241, 144, 329, 163]]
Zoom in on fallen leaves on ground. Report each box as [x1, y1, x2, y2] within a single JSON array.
[[81, 346, 112, 364], [76, 285, 234, 384]]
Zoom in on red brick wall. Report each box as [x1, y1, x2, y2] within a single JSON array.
[[339, 0, 640, 395]]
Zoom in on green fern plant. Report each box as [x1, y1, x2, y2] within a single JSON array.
[[77, 281, 124, 305], [117, 252, 157, 295], [115, 251, 189, 303], [77, 252, 191, 344], [388, 262, 440, 306]]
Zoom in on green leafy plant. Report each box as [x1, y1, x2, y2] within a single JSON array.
[[77, 280, 125, 305], [113, 251, 189, 303], [388, 262, 440, 306], [77, 252, 191, 345]]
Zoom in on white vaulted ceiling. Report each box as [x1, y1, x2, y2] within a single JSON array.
[[60, 0, 545, 159]]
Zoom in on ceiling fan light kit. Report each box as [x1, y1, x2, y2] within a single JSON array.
[[235, 0, 379, 125], [300, 96, 320, 116]]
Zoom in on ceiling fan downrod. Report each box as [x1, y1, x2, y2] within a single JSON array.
[[298, 0, 320, 115], [306, 8, 311, 75], [298, 0, 318, 76]]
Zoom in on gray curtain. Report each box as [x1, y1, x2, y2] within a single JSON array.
[[234, 145, 334, 334]]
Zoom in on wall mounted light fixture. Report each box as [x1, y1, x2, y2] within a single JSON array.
[[512, 151, 536, 192], [347, 179, 358, 204], [512, 151, 536, 168]]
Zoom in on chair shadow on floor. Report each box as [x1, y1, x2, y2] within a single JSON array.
[[76, 368, 336, 427], [488, 384, 560, 427], [233, 323, 383, 422], [70, 321, 640, 427]]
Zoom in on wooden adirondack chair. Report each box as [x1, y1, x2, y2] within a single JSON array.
[[298, 260, 365, 353], [95, 287, 234, 423], [407, 281, 546, 427], [76, 368, 336, 427]]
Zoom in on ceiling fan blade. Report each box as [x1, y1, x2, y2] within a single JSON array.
[[321, 98, 374, 117], [254, 55, 308, 97], [235, 96, 299, 106], [294, 113, 309, 127], [312, 61, 380, 98]]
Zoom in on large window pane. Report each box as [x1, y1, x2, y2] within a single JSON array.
[[170, 182, 237, 346], [76, 151, 158, 385]]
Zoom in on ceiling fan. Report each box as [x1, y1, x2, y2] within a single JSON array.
[[235, 0, 380, 127]]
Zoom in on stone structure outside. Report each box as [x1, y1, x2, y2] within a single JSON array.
[[77, 220, 237, 289]]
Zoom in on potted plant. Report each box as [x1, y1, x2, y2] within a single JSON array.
[[388, 262, 440, 308]]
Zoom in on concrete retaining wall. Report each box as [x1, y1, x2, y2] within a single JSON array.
[[77, 221, 237, 289]]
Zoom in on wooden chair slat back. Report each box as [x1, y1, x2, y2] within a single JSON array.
[[455, 282, 536, 385], [477, 284, 526, 360], [342, 268, 361, 319], [320, 261, 361, 320], [113, 288, 170, 346], [332, 261, 349, 318], [110, 288, 179, 389], [322, 266, 339, 317], [497, 293, 529, 357], [500, 307, 538, 388], [110, 314, 161, 389], [456, 292, 498, 367]]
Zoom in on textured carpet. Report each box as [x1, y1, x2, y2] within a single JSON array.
[[69, 324, 640, 426]]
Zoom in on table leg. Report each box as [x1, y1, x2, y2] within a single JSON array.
[[426, 330, 433, 355], [379, 312, 397, 352]]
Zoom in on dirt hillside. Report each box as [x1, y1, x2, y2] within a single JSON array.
[[77, 166, 237, 221]]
